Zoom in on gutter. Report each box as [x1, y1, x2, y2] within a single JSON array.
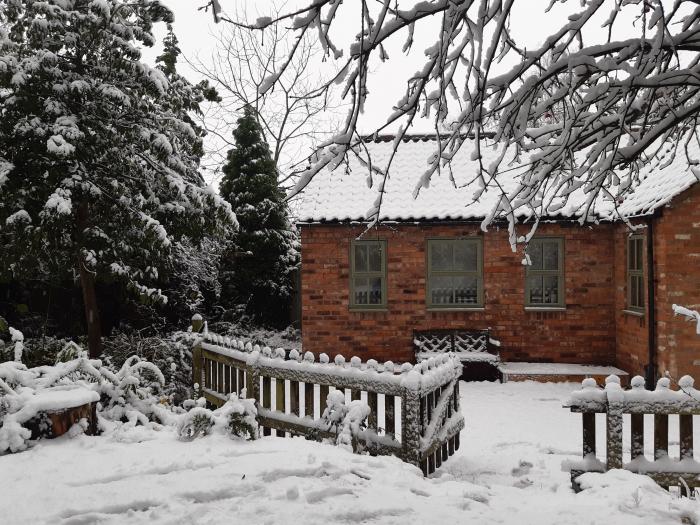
[[645, 217, 657, 389]]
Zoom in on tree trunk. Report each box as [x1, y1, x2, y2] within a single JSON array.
[[79, 260, 102, 358], [76, 202, 102, 358]]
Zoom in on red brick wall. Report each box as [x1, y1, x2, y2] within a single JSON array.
[[613, 185, 700, 380], [300, 222, 617, 364], [613, 221, 650, 377], [653, 184, 700, 379]]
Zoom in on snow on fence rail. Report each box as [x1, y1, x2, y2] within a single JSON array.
[[191, 325, 464, 475], [565, 374, 700, 494]]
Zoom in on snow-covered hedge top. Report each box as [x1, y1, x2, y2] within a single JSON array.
[[566, 375, 700, 413], [199, 332, 462, 395]]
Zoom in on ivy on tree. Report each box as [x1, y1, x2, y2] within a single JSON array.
[[219, 105, 298, 326], [0, 0, 235, 357]]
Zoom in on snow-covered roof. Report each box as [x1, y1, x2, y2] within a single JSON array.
[[296, 135, 699, 223]]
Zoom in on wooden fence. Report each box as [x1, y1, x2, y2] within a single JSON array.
[[192, 329, 464, 476], [565, 374, 700, 494]]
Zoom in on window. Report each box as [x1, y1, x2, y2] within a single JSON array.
[[627, 235, 645, 311], [427, 239, 483, 308], [350, 240, 386, 309], [525, 238, 564, 307]]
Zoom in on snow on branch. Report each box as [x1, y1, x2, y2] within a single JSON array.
[[673, 304, 700, 335], [214, 0, 700, 237]]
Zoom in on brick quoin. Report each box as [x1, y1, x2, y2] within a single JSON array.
[[301, 184, 700, 378]]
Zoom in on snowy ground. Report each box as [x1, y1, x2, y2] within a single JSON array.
[[2, 381, 699, 525]]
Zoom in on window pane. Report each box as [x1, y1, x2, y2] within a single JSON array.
[[368, 277, 383, 305], [527, 275, 544, 304], [367, 243, 382, 272], [454, 242, 478, 272], [454, 275, 478, 304], [431, 275, 454, 304], [629, 238, 644, 271], [635, 239, 644, 271], [543, 275, 559, 304], [353, 277, 368, 305], [431, 242, 452, 271], [529, 242, 543, 270], [354, 244, 367, 272], [543, 242, 559, 270], [632, 275, 644, 309]]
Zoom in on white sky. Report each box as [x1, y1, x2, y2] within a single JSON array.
[[146, 1, 645, 187]]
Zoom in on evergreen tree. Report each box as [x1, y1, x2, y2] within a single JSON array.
[[219, 105, 298, 326], [0, 0, 235, 357]]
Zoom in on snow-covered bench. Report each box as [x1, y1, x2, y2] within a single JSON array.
[[413, 329, 499, 364]]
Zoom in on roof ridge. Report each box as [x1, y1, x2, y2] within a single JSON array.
[[360, 131, 497, 143]]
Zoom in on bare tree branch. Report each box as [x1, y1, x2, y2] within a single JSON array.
[[203, 0, 700, 238], [188, 2, 343, 186]]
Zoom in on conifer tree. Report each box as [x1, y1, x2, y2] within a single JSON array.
[[219, 105, 298, 326], [0, 1, 235, 357]]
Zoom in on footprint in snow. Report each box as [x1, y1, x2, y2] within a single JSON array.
[[511, 460, 533, 477], [305, 486, 355, 503], [513, 478, 534, 489]]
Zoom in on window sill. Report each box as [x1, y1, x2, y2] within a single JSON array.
[[349, 307, 388, 313], [427, 307, 485, 312], [525, 306, 566, 312], [623, 309, 645, 318]]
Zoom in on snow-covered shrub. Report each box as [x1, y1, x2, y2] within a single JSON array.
[[320, 391, 369, 453], [206, 320, 301, 350], [55, 341, 83, 363], [0, 358, 101, 453], [177, 407, 214, 441], [0, 334, 81, 370], [0, 351, 171, 453], [220, 394, 258, 441], [98, 356, 171, 428], [9, 327, 23, 363], [102, 329, 195, 405], [177, 394, 258, 441]]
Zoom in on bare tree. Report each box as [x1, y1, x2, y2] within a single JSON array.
[[189, 3, 340, 188], [203, 0, 700, 234]]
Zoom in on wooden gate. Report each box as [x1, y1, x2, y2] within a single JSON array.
[[192, 329, 464, 475], [566, 374, 700, 494]]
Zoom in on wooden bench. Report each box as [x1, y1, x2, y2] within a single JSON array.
[[413, 329, 499, 364]]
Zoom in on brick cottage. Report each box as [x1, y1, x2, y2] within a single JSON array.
[[296, 136, 700, 382]]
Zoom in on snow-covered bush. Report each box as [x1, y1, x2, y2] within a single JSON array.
[[177, 406, 214, 441], [320, 390, 370, 453], [177, 394, 258, 442], [0, 351, 170, 453], [102, 329, 196, 405], [8, 327, 23, 363], [55, 341, 83, 363], [0, 333, 82, 370], [97, 356, 171, 428], [221, 394, 258, 441], [207, 320, 301, 350]]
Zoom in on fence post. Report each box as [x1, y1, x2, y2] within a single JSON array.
[[400, 371, 423, 468], [605, 376, 623, 470], [191, 314, 204, 398], [191, 313, 204, 334]]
